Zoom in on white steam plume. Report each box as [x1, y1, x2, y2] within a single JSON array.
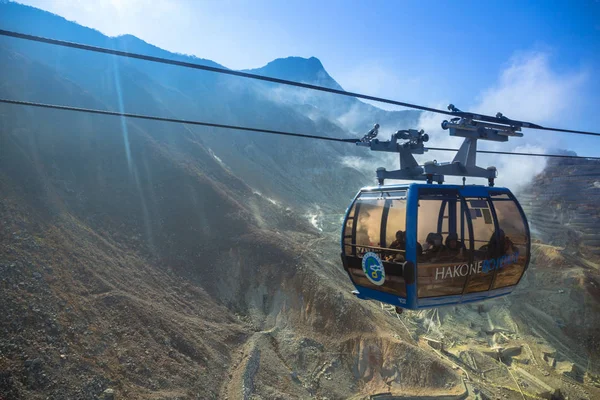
[[340, 52, 587, 191], [415, 53, 587, 190]]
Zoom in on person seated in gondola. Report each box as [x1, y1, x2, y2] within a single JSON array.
[[443, 232, 466, 261], [386, 230, 406, 262], [504, 235, 517, 255], [487, 229, 517, 259], [390, 230, 406, 250], [421, 232, 445, 262], [386, 230, 423, 262]]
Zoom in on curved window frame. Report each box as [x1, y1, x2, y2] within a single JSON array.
[[340, 189, 409, 298], [415, 187, 530, 299]]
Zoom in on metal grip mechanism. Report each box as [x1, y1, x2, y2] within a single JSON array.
[[356, 104, 523, 186], [442, 104, 523, 140], [360, 124, 380, 142], [356, 125, 441, 185]]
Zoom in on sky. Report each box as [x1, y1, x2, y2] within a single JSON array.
[[12, 0, 600, 162]]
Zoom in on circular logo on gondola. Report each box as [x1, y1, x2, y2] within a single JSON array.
[[362, 252, 385, 286]]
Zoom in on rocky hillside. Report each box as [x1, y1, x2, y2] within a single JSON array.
[[0, 3, 466, 399], [0, 1, 379, 214], [1, 2, 599, 400], [519, 157, 600, 259], [0, 52, 463, 400], [245, 57, 421, 135], [516, 157, 600, 369]]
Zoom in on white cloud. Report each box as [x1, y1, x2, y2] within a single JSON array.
[[473, 52, 587, 123], [341, 155, 394, 173], [411, 52, 587, 190]]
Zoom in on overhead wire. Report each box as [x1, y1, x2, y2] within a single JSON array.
[[0, 29, 449, 116], [2, 98, 599, 161], [426, 146, 600, 160], [0, 99, 357, 143], [1, 28, 599, 137]]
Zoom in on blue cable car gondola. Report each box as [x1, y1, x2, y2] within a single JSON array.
[[340, 183, 530, 310], [342, 111, 532, 310]]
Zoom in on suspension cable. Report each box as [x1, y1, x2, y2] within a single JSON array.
[[1, 29, 599, 137], [2, 98, 599, 161], [426, 146, 600, 160], [0, 99, 358, 143], [0, 30, 448, 115]]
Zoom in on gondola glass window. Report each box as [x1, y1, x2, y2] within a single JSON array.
[[385, 197, 408, 259], [355, 198, 385, 253], [417, 193, 471, 298], [464, 197, 497, 293], [490, 195, 529, 289], [343, 191, 407, 297]]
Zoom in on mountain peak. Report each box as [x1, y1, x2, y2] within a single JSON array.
[[272, 56, 325, 71], [244, 56, 343, 90]]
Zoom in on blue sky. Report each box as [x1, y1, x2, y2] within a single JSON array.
[[13, 0, 600, 158]]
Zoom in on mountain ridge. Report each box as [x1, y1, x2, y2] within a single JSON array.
[[0, 3, 462, 399], [0, 1, 226, 70], [1, 2, 341, 88], [0, 1, 421, 136], [1, 2, 598, 399], [244, 56, 344, 90]]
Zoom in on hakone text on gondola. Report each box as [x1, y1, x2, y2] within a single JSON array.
[[434, 252, 520, 280]]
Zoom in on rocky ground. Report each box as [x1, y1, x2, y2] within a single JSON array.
[[0, 190, 467, 399], [1, 4, 598, 397], [0, 119, 464, 400], [1, 127, 599, 400], [316, 231, 600, 400], [2, 147, 599, 400]]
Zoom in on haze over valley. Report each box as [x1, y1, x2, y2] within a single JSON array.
[[1, 2, 599, 399]]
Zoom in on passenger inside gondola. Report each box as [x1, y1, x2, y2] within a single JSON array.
[[442, 232, 466, 261], [390, 230, 406, 251], [386, 230, 406, 262], [416, 241, 423, 258], [386, 230, 423, 262], [487, 229, 517, 258], [445, 232, 463, 251], [421, 232, 445, 261], [504, 235, 517, 255]]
